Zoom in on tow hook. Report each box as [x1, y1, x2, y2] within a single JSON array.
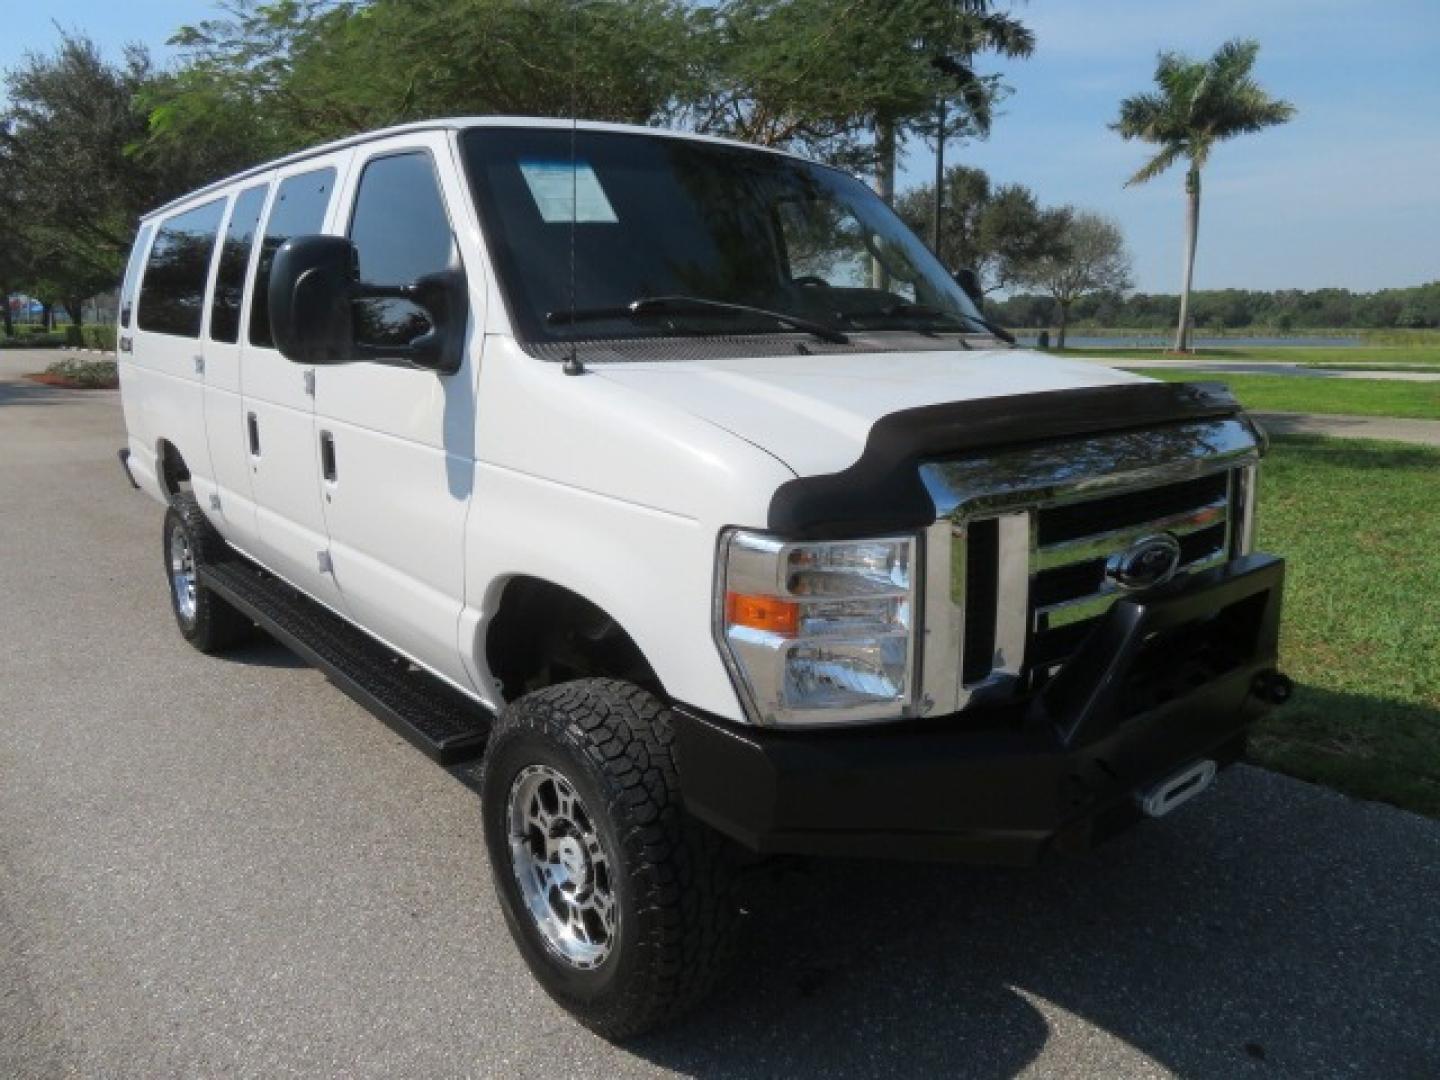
[[1138, 759, 1217, 818], [1252, 669, 1294, 705]]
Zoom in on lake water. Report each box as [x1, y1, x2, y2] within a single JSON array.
[[1013, 334, 1362, 348]]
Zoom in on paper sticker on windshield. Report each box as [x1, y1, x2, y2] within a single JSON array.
[[520, 160, 619, 224]]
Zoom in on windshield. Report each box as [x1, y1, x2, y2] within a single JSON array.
[[459, 127, 988, 350]]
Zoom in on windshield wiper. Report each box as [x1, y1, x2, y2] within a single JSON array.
[[841, 302, 1016, 345], [547, 295, 849, 345]]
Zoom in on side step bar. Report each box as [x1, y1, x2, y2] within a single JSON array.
[[199, 557, 492, 765]]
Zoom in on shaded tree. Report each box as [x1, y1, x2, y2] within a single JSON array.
[[147, 0, 707, 159], [701, 0, 1033, 198], [2, 31, 254, 318], [1112, 38, 1294, 351], [1020, 211, 1132, 348], [895, 164, 1069, 293]]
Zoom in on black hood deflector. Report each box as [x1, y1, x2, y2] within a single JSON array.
[[766, 381, 1244, 539]]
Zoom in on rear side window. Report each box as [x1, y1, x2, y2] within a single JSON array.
[[249, 167, 337, 348], [138, 199, 226, 338], [209, 185, 268, 344], [348, 152, 456, 348], [118, 223, 153, 329]]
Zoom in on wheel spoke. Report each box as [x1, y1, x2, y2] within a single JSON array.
[[506, 764, 619, 970]]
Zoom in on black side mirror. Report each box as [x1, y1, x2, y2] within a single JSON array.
[[270, 235, 356, 365], [953, 267, 984, 308], [269, 234, 468, 374]]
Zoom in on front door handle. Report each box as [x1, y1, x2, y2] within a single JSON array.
[[319, 430, 337, 482]]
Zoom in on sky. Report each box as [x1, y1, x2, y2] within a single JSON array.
[[5, 0, 1438, 294]]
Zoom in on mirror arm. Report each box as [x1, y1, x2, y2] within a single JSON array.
[[352, 281, 418, 302]]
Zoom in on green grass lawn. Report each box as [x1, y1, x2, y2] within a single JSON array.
[[1250, 436, 1440, 816], [1126, 367, 1440, 420], [1055, 344, 1440, 366]]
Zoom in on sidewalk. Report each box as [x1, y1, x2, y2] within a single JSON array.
[[1115, 359, 1440, 382], [1253, 411, 1440, 447]]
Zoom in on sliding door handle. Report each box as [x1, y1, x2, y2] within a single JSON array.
[[247, 412, 260, 457], [319, 430, 337, 482]]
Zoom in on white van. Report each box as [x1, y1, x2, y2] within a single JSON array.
[[116, 117, 1289, 1037]]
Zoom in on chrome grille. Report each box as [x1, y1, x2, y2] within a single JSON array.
[[1028, 471, 1233, 678], [917, 417, 1264, 713]]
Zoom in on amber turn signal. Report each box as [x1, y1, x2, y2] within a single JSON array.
[[725, 592, 800, 636]]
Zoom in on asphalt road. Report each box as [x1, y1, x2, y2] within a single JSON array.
[[2, 350, 1438, 1078]]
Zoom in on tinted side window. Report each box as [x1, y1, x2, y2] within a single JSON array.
[[138, 200, 226, 338], [348, 153, 455, 348], [209, 185, 268, 344], [249, 167, 337, 348], [119, 223, 153, 329]]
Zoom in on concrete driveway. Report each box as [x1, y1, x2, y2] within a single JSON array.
[[2, 350, 1438, 1078]]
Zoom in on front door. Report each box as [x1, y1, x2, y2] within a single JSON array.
[[314, 135, 480, 690]]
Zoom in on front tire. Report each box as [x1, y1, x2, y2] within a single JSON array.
[[162, 494, 252, 654], [480, 679, 738, 1039]]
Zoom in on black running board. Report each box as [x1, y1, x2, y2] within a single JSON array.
[[200, 557, 492, 765]]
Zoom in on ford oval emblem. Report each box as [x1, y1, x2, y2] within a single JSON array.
[[1106, 533, 1183, 591]]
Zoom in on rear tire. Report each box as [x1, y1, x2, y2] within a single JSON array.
[[480, 679, 739, 1040], [162, 494, 253, 654]]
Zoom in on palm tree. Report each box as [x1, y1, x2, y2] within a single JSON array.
[[1112, 39, 1294, 352]]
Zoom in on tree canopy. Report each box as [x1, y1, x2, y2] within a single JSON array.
[[895, 165, 1070, 294], [1, 1, 1043, 318], [1018, 211, 1132, 347]]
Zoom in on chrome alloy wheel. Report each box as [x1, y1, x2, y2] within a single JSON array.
[[506, 764, 619, 970], [169, 522, 198, 623]]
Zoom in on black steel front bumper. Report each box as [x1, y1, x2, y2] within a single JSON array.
[[674, 554, 1286, 865]]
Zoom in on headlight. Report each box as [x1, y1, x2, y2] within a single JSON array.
[[715, 529, 917, 726]]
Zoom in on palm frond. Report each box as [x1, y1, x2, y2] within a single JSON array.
[[1125, 142, 1184, 186], [1110, 90, 1169, 138], [1112, 37, 1293, 179], [971, 12, 1035, 60]]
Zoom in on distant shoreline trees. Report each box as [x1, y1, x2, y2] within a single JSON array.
[[989, 282, 1440, 333]]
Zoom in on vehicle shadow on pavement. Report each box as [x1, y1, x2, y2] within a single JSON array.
[[223, 634, 311, 670], [625, 767, 1439, 1078], [0, 378, 77, 407]]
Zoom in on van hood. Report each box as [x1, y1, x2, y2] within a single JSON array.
[[590, 347, 1148, 478]]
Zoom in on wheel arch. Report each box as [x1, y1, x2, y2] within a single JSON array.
[[155, 438, 191, 501], [480, 574, 663, 704]]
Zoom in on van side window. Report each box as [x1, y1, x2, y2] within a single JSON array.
[[210, 185, 268, 344], [118, 223, 154, 329], [249, 167, 337, 348], [348, 152, 456, 348], [137, 200, 226, 338]]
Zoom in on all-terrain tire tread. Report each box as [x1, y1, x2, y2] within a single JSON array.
[[485, 679, 738, 1039], [165, 493, 253, 654]]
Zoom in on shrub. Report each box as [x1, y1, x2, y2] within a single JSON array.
[[0, 332, 64, 348], [82, 325, 118, 351], [43, 357, 119, 388], [65, 325, 84, 346]]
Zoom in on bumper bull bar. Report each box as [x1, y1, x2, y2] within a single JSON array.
[[674, 554, 1286, 865]]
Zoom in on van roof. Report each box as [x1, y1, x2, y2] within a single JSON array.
[[142, 117, 814, 222]]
